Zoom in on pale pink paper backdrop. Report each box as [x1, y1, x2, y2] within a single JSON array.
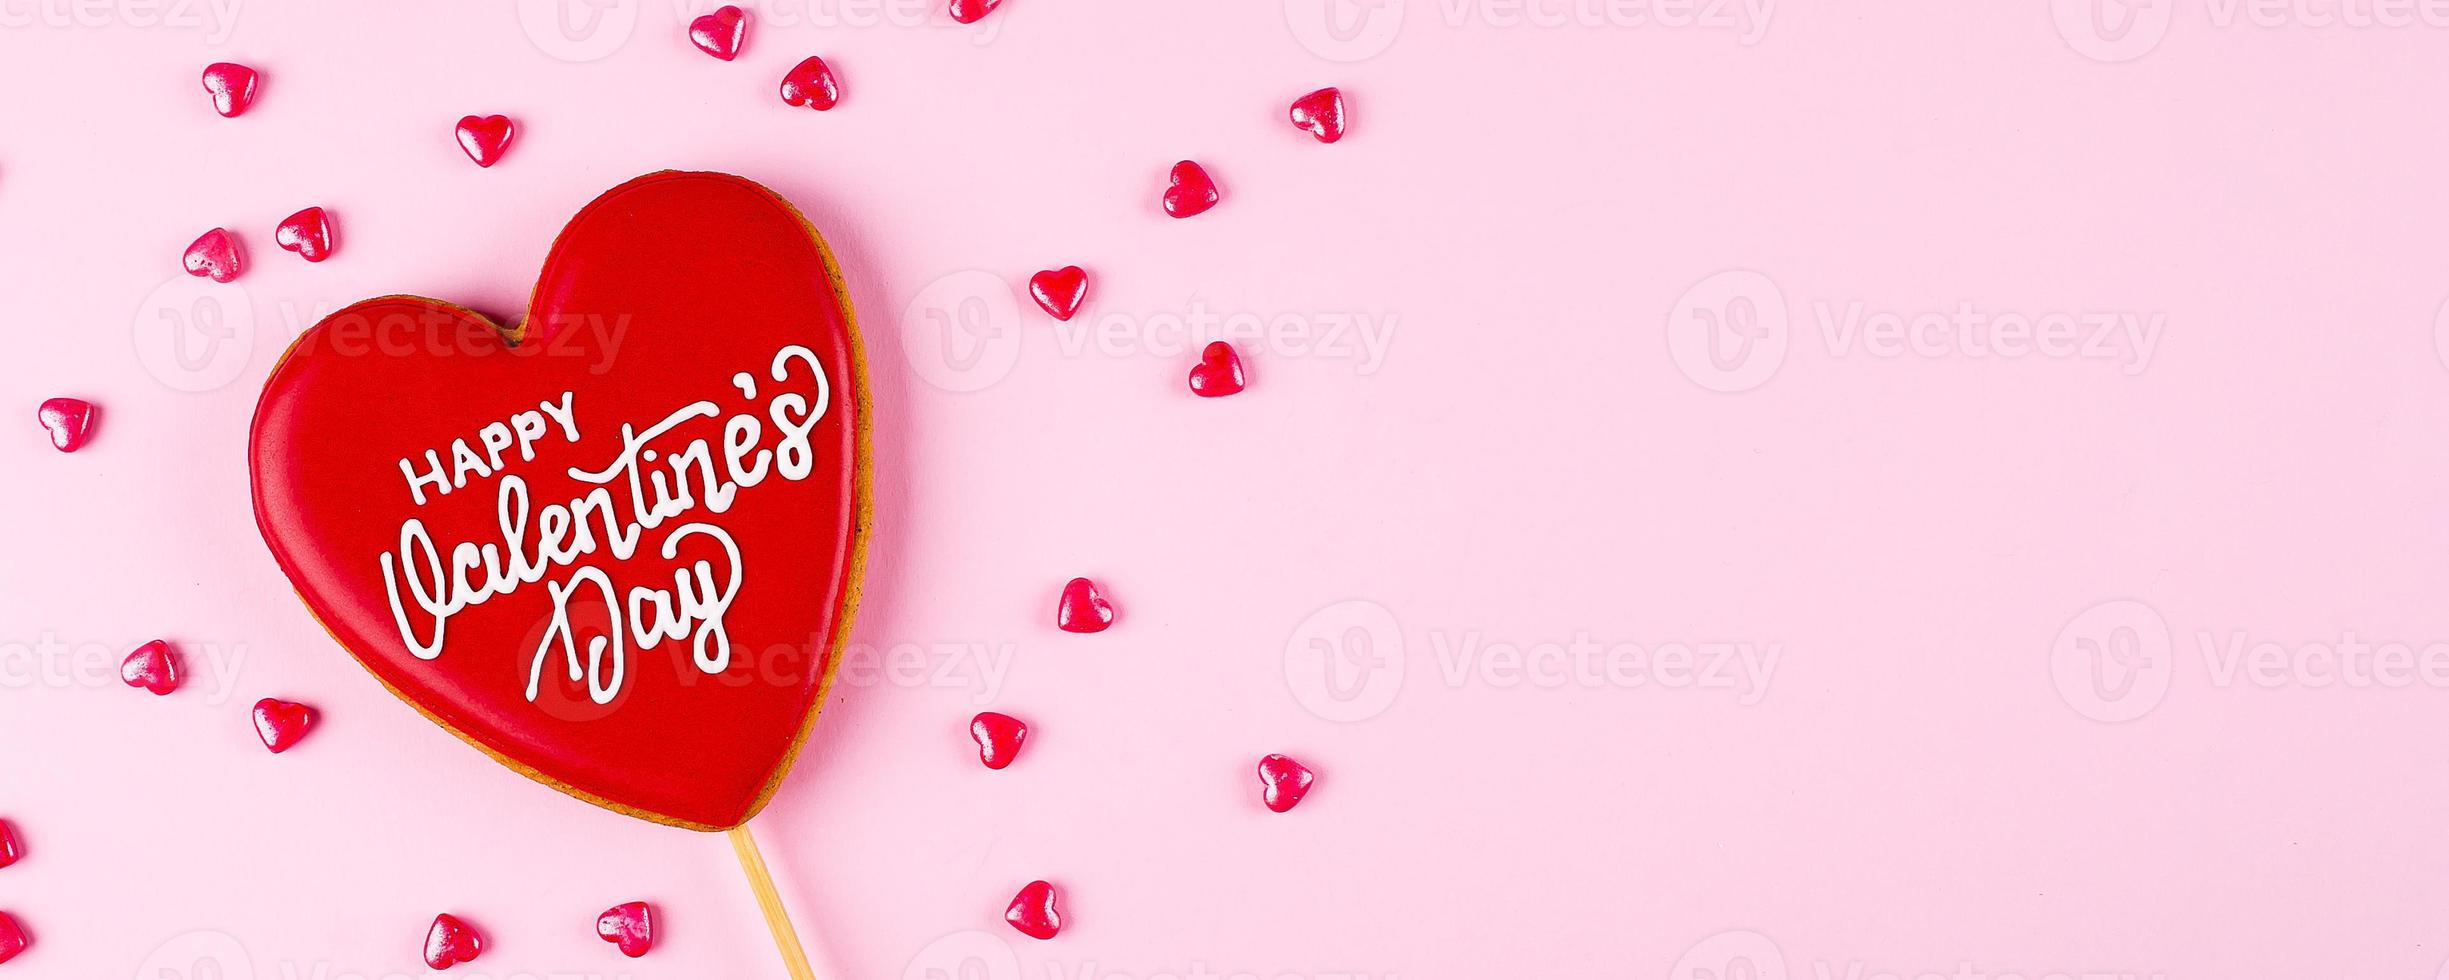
[[5, 1, 2449, 977]]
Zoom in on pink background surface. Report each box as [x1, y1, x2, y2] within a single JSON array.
[[5, 1, 2449, 977]]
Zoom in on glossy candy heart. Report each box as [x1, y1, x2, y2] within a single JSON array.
[[248, 172, 869, 831], [1162, 161, 1219, 219], [276, 207, 335, 262], [779, 56, 840, 111], [689, 5, 748, 60], [184, 228, 242, 283], [253, 698, 316, 753], [1028, 266, 1087, 321], [36, 398, 93, 453], [424, 913, 483, 969], [1187, 341, 1245, 397], [1289, 87, 1347, 143], [455, 115, 516, 168], [0, 820, 21, 869], [0, 912, 26, 963], [121, 640, 180, 695], [950, 0, 1000, 24], [596, 901, 653, 957], [1005, 880, 1060, 940], [1257, 753, 1314, 812], [1056, 577, 1112, 633], [201, 62, 257, 118], [970, 712, 1027, 769]]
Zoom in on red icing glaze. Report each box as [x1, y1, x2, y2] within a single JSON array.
[[424, 913, 483, 969], [455, 115, 516, 168], [950, 0, 1000, 24], [0, 820, 21, 869], [970, 711, 1027, 769], [1005, 880, 1060, 940], [1162, 161, 1219, 218], [253, 698, 317, 753], [121, 640, 180, 695], [184, 228, 242, 283], [596, 901, 653, 957], [1188, 341, 1245, 397], [1028, 266, 1087, 321], [276, 207, 336, 262], [200, 62, 257, 117], [248, 172, 867, 831], [1257, 753, 1314, 812], [779, 57, 840, 111], [36, 398, 94, 452], [690, 5, 749, 60], [1289, 87, 1347, 143], [0, 912, 25, 963], [1056, 577, 1112, 633]]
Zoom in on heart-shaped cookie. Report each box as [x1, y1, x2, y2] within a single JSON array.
[[248, 172, 870, 830]]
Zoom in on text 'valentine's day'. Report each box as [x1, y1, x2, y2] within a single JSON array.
[[379, 345, 830, 707]]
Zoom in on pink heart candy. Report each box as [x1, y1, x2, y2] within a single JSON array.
[[424, 913, 483, 969], [121, 640, 180, 696], [455, 115, 516, 168], [36, 398, 94, 453], [200, 62, 258, 117], [183, 228, 241, 283], [1005, 880, 1061, 940], [1056, 577, 1113, 633], [596, 901, 653, 957], [1257, 754, 1316, 812], [970, 712, 1029, 770], [253, 698, 317, 754]]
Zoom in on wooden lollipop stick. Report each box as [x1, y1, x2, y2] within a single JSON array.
[[729, 824, 818, 980]]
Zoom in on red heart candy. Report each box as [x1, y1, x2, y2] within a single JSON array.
[[1257, 753, 1315, 812], [455, 115, 516, 168], [0, 819, 22, 869], [596, 901, 654, 957], [200, 62, 257, 118], [248, 172, 867, 831], [275, 207, 335, 262], [690, 5, 748, 60], [970, 711, 1028, 770], [779, 56, 840, 111], [950, 0, 1000, 24], [121, 640, 180, 696], [0, 912, 27, 963], [183, 228, 242, 283], [36, 398, 94, 453], [1027, 266, 1087, 321], [1056, 577, 1113, 633], [1004, 880, 1060, 940], [424, 913, 483, 969], [1289, 87, 1347, 143], [253, 698, 317, 753], [1187, 341, 1245, 397], [1162, 161, 1219, 219]]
